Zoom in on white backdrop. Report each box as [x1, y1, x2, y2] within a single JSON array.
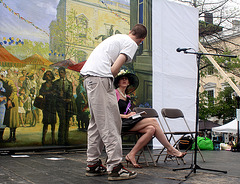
[[152, 0, 199, 148]]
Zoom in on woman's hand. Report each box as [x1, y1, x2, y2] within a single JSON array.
[[128, 112, 136, 116], [126, 112, 136, 118], [120, 112, 136, 119]]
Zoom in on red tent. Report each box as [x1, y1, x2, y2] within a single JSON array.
[[50, 58, 77, 68], [67, 60, 86, 72], [0, 45, 25, 67]]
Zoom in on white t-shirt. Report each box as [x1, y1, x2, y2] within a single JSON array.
[[80, 34, 138, 78]]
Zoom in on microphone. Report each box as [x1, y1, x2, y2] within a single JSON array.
[[176, 48, 192, 52]]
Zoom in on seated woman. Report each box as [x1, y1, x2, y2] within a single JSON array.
[[114, 70, 186, 168]]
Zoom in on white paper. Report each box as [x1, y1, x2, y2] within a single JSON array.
[[11, 155, 30, 158]]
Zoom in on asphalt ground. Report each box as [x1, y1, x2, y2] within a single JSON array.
[[0, 148, 240, 184]]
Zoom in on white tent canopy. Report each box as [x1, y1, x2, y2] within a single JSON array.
[[212, 119, 239, 133]]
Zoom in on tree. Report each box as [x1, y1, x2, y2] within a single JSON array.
[[199, 52, 240, 122], [174, 0, 240, 121], [175, 0, 240, 53], [199, 83, 237, 123]]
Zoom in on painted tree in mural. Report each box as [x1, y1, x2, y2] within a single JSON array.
[[50, 9, 92, 62]]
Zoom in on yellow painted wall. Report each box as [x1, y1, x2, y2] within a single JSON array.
[[65, 0, 130, 58]]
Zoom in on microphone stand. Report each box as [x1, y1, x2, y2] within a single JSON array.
[[235, 96, 240, 145], [173, 50, 237, 179]]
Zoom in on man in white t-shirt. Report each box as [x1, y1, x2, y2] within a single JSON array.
[[81, 24, 147, 181]]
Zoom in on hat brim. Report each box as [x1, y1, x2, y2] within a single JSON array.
[[114, 73, 139, 94]]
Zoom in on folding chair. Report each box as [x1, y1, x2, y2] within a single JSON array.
[[121, 107, 159, 167], [155, 108, 205, 164]]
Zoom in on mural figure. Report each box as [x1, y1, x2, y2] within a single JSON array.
[[18, 70, 27, 88], [0, 71, 19, 142], [36, 68, 45, 95], [39, 70, 56, 145], [95, 25, 121, 41], [22, 71, 37, 96], [24, 87, 37, 127], [18, 88, 26, 127], [0, 79, 7, 142], [76, 77, 89, 131], [53, 67, 74, 146]]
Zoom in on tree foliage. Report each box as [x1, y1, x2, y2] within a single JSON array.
[[176, 0, 240, 52], [199, 52, 240, 122], [199, 84, 237, 123], [175, 0, 240, 121]]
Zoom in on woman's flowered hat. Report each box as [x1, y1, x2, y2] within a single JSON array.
[[114, 69, 139, 94]]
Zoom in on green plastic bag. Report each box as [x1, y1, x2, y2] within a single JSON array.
[[192, 137, 214, 150]]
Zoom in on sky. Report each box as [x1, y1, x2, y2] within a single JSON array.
[[171, 0, 240, 29], [0, 0, 60, 43]]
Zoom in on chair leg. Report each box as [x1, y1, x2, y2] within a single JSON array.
[[137, 149, 149, 166], [146, 145, 157, 166], [197, 144, 206, 162], [136, 149, 142, 163], [155, 147, 166, 163]]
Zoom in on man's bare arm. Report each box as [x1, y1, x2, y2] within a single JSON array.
[[111, 54, 127, 77]]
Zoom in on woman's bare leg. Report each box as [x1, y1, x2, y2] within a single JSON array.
[[130, 118, 184, 157], [126, 125, 155, 165]]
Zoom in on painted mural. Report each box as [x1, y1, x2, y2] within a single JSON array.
[[0, 0, 130, 148]]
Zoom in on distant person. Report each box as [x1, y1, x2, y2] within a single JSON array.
[[80, 24, 147, 181]]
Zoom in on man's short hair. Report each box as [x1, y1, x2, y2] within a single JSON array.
[[130, 24, 147, 39]]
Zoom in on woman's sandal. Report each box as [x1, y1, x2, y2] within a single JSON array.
[[125, 155, 142, 168]]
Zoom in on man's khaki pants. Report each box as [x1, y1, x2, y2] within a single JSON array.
[[84, 76, 122, 171]]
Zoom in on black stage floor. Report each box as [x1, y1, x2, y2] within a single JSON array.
[[0, 148, 240, 184]]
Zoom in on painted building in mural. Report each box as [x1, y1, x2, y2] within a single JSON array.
[[49, 0, 130, 63]]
